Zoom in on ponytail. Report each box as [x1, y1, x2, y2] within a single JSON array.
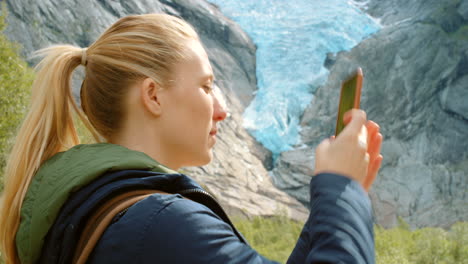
[[0, 13, 199, 263], [0, 45, 100, 263]]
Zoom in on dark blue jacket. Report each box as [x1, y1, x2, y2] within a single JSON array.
[[39, 170, 374, 263]]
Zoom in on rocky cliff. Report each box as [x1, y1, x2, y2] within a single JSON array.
[[4, 0, 467, 228], [3, 0, 307, 221], [273, 0, 468, 228]]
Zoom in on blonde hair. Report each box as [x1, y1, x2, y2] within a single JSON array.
[[0, 14, 198, 263]]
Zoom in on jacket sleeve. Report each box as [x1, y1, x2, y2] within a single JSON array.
[[287, 173, 375, 264]]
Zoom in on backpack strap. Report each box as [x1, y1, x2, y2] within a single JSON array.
[[72, 189, 173, 264]]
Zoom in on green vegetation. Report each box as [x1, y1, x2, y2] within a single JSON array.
[[375, 220, 468, 264], [0, 7, 33, 263], [233, 215, 304, 262], [0, 7, 93, 195], [233, 216, 468, 264], [0, 7, 34, 194]]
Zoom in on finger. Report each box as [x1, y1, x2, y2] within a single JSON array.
[[364, 154, 383, 191], [366, 121, 380, 140], [343, 111, 354, 126], [341, 109, 367, 136], [370, 155, 383, 176], [366, 121, 379, 147], [368, 133, 383, 160], [344, 110, 353, 124], [343, 108, 366, 123]]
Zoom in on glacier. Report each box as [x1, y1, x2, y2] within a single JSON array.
[[208, 0, 381, 156]]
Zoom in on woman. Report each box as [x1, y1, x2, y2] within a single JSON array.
[[0, 14, 383, 264]]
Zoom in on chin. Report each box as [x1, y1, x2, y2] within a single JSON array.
[[184, 150, 213, 167], [199, 150, 213, 165]]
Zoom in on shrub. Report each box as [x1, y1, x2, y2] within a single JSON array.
[[0, 7, 34, 193]]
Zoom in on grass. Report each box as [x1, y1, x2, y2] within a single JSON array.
[[232, 215, 304, 263], [375, 221, 468, 264], [232, 216, 468, 264]]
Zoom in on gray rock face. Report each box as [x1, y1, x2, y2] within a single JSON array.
[[3, 0, 307, 221], [274, 0, 468, 228], [269, 146, 315, 206]]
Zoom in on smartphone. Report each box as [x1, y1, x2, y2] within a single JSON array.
[[335, 67, 363, 136]]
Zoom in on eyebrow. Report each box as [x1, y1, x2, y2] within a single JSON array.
[[203, 74, 215, 82]]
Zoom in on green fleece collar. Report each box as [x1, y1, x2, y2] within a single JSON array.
[[16, 143, 177, 264]]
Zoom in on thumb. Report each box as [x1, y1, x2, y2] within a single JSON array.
[[342, 109, 367, 136]]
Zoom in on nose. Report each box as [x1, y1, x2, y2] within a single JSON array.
[[212, 94, 227, 122]]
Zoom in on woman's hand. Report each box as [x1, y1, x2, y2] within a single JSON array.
[[314, 109, 383, 192], [363, 118, 383, 191]]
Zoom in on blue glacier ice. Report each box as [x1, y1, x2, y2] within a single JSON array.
[[208, 0, 381, 156]]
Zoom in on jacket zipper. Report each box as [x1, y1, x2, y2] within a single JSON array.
[[179, 188, 215, 200]]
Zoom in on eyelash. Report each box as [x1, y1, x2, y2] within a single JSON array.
[[203, 85, 213, 93]]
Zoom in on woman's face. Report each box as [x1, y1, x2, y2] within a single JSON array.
[[157, 40, 227, 169]]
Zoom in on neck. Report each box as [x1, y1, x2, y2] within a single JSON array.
[[109, 128, 181, 171]]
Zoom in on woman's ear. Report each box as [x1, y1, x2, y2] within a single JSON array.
[[140, 77, 162, 117]]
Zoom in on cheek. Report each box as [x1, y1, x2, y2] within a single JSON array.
[[190, 93, 214, 124], [175, 94, 213, 141], [165, 89, 214, 136]]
